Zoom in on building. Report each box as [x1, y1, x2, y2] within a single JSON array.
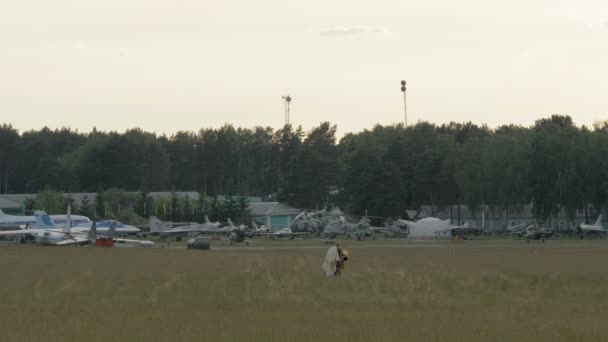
[[414, 204, 594, 232], [0, 196, 25, 215]]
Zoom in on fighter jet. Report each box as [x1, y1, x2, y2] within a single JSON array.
[[394, 217, 470, 239], [227, 226, 256, 245], [71, 220, 141, 235], [369, 219, 409, 238], [259, 226, 309, 240], [523, 224, 554, 242], [148, 216, 224, 240], [96, 221, 155, 247], [578, 214, 606, 238]]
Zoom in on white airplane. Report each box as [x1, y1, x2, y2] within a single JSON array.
[[149, 216, 226, 240], [94, 221, 155, 248], [71, 220, 140, 234], [0, 211, 91, 246], [0, 209, 90, 228], [578, 214, 606, 238], [394, 217, 470, 239], [251, 221, 270, 234], [259, 226, 308, 240]]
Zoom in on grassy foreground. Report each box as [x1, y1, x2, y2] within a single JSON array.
[[2, 241, 608, 341]]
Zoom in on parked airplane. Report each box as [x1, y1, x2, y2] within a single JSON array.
[[0, 211, 90, 246], [394, 217, 470, 239], [260, 227, 309, 240], [227, 226, 256, 245], [523, 224, 554, 242], [578, 214, 606, 238], [96, 221, 155, 248], [149, 216, 226, 240], [0, 209, 90, 228], [71, 220, 141, 234], [251, 221, 271, 234]]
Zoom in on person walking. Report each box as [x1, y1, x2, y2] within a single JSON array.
[[322, 242, 349, 277]]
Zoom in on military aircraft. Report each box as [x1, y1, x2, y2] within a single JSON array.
[[227, 226, 256, 245], [260, 227, 309, 240], [577, 214, 606, 238], [96, 221, 155, 247], [505, 223, 532, 234], [213, 218, 257, 245], [369, 220, 409, 238], [523, 224, 554, 242], [393, 217, 470, 239], [0, 208, 91, 228], [71, 220, 141, 234], [0, 211, 90, 246], [148, 216, 225, 240], [251, 221, 270, 234]]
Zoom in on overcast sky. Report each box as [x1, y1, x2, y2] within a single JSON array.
[[1, 0, 607, 135]]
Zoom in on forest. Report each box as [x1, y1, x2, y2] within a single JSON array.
[[1, 115, 607, 222]]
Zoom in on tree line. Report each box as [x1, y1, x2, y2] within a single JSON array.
[[1, 115, 607, 223], [27, 187, 252, 225]]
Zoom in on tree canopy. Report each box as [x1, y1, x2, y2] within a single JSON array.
[[2, 116, 607, 222]]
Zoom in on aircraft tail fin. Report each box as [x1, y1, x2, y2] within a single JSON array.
[[251, 221, 258, 229], [87, 222, 97, 241], [149, 216, 167, 233], [34, 211, 56, 229], [0, 209, 6, 216], [107, 221, 117, 238], [204, 215, 211, 224], [595, 214, 603, 227], [227, 218, 234, 227]]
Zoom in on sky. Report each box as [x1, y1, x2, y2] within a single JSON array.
[[1, 0, 607, 136]]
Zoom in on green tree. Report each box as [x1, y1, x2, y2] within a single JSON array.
[[95, 188, 105, 219], [134, 191, 153, 218], [79, 194, 94, 218], [34, 186, 65, 214], [183, 194, 193, 222], [170, 191, 180, 222], [237, 195, 252, 225]]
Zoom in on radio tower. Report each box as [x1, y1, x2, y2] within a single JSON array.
[[400, 80, 407, 127], [282, 95, 292, 125]]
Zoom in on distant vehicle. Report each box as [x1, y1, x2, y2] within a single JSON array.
[[0, 209, 90, 228], [186, 237, 211, 250], [578, 214, 606, 238]]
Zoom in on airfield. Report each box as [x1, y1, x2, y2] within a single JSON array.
[[2, 238, 608, 341]]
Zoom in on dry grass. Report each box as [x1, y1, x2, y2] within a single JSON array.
[[2, 240, 608, 341]]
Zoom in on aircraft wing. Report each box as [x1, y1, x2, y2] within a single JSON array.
[[369, 226, 408, 235], [0, 229, 65, 236], [55, 236, 89, 246], [170, 227, 226, 234], [0, 229, 34, 236], [258, 231, 309, 236], [114, 238, 155, 247], [582, 226, 607, 232]]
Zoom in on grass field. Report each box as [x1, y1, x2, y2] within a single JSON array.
[[2, 239, 608, 341]]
